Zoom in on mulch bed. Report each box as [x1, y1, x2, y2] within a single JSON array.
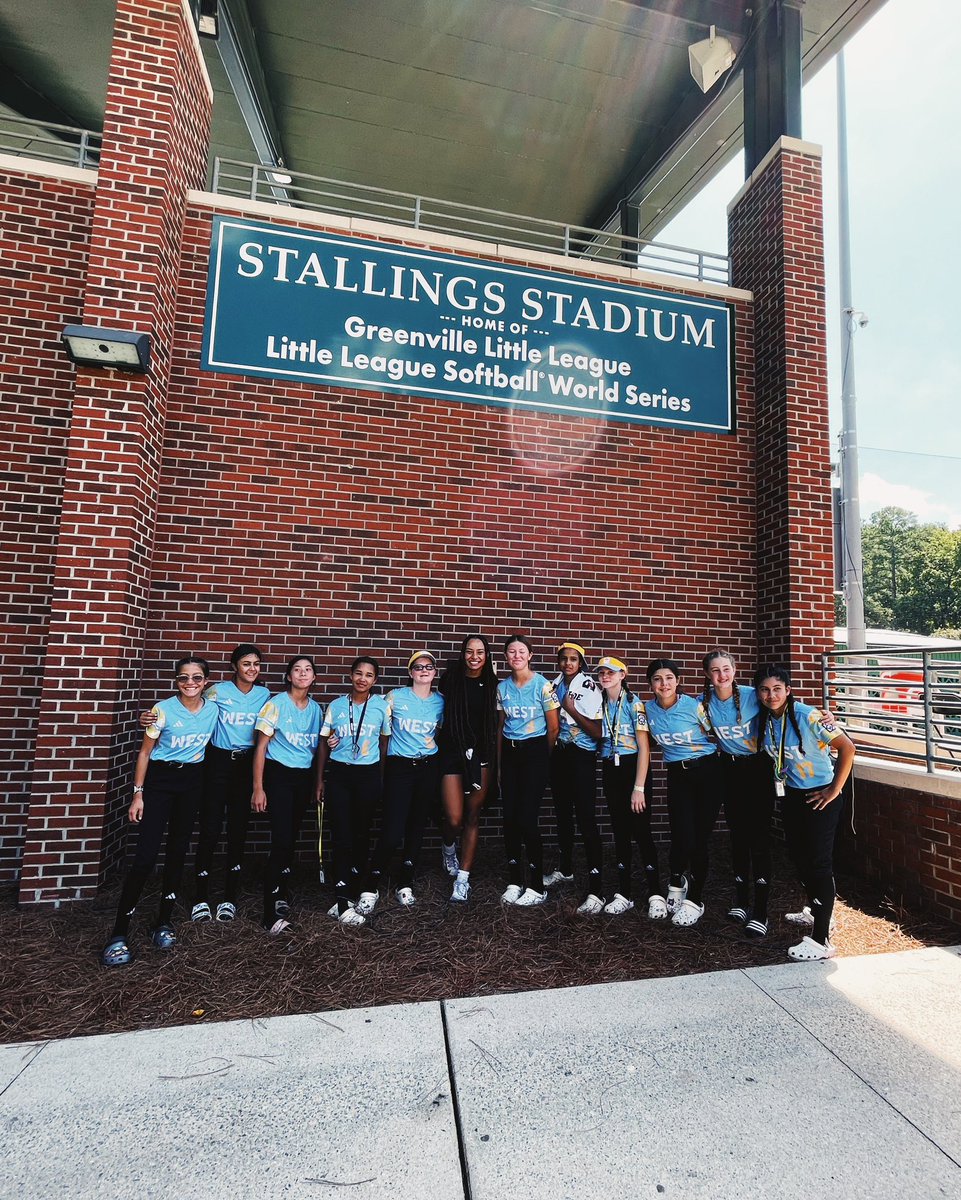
[[2, 837, 957, 1045]]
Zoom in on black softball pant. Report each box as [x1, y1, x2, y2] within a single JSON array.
[[112, 759, 204, 936], [719, 752, 775, 886], [550, 741, 602, 877], [782, 783, 845, 944], [601, 754, 660, 901], [194, 744, 254, 904], [501, 735, 550, 888], [366, 756, 439, 889], [666, 753, 722, 905], [262, 758, 313, 925], [326, 760, 382, 908]]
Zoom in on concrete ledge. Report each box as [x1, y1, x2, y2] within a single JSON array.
[[0, 153, 96, 186], [854, 756, 961, 799], [727, 134, 824, 214]]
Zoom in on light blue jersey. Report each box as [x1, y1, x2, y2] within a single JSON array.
[[704, 687, 760, 756], [321, 694, 390, 765], [497, 673, 560, 741], [385, 687, 444, 758], [147, 695, 219, 764], [206, 680, 272, 751], [256, 691, 322, 768], [599, 692, 648, 760], [644, 694, 715, 763], [761, 701, 842, 789], [553, 671, 602, 752]]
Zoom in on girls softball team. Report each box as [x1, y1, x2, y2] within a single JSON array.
[[103, 640, 853, 968]]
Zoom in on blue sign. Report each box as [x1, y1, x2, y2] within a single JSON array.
[[202, 217, 735, 433]]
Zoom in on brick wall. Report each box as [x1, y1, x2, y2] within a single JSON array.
[[0, 167, 94, 883]]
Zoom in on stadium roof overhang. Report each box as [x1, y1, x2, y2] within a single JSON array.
[[0, 0, 886, 240]]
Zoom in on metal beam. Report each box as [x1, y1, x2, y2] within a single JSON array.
[[215, 0, 286, 171], [743, 0, 803, 176]]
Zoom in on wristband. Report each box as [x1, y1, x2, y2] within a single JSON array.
[[132, 785, 144, 794], [632, 784, 644, 792]]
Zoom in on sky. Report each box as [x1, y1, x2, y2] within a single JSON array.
[[658, 0, 961, 528]]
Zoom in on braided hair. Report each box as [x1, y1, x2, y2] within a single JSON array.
[[439, 634, 498, 755], [701, 648, 742, 730], [753, 663, 805, 754]]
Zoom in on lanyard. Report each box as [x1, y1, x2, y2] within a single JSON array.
[[603, 694, 623, 752], [771, 714, 788, 781], [347, 694, 370, 759]]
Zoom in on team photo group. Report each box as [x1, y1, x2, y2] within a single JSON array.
[[101, 635, 855, 971]]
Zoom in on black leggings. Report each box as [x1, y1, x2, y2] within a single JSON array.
[[326, 760, 382, 910], [112, 759, 204, 937], [194, 745, 254, 904], [601, 755, 660, 901], [549, 742, 602, 877], [666, 754, 722, 905], [501, 736, 550, 888], [262, 758, 313, 925], [720, 753, 774, 909], [366, 756, 439, 889], [782, 783, 845, 944]]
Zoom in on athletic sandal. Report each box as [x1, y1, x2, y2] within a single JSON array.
[[744, 917, 768, 937], [542, 869, 574, 887], [215, 902, 236, 923], [666, 877, 688, 914], [267, 918, 292, 936], [101, 937, 132, 967], [501, 884, 524, 904], [357, 891, 379, 915], [395, 887, 416, 907], [671, 900, 705, 927], [577, 894, 604, 915], [190, 902, 212, 922], [785, 906, 836, 934], [603, 893, 635, 915], [726, 905, 748, 923], [514, 888, 546, 906], [647, 894, 668, 920], [451, 878, 471, 903], [151, 924, 177, 949], [787, 935, 836, 961], [441, 845, 460, 877], [339, 907, 365, 927]]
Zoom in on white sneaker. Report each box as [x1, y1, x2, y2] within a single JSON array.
[[451, 877, 471, 903], [603, 893, 635, 915], [442, 844, 460, 877], [666, 877, 688, 914], [788, 935, 837, 961], [785, 905, 837, 934], [395, 887, 416, 907], [514, 888, 547, 906], [501, 884, 524, 904], [577, 894, 604, 915], [672, 899, 705, 927], [647, 894, 668, 920], [542, 869, 574, 887], [357, 891, 379, 915], [339, 907, 365, 927]]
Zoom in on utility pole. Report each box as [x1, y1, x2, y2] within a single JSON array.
[[837, 49, 867, 651]]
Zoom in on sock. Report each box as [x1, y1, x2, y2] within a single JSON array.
[[617, 862, 632, 900], [733, 874, 750, 909], [456, 869, 469, 883], [644, 865, 661, 900], [194, 869, 209, 903], [753, 878, 770, 921], [443, 842, 457, 856], [224, 863, 242, 904], [156, 891, 176, 927]]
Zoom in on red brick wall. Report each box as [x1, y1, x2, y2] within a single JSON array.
[[0, 168, 94, 883]]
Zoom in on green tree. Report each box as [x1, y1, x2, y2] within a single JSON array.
[[860, 508, 961, 634]]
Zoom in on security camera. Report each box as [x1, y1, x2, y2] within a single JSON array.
[[689, 26, 736, 93]]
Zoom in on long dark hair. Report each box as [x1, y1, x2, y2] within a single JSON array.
[[283, 655, 317, 692], [701, 648, 742, 727], [753, 662, 805, 753], [439, 634, 498, 753]]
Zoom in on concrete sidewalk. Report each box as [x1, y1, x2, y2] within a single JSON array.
[[3, 945, 960, 1199]]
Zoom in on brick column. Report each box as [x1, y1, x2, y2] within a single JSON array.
[[728, 137, 834, 696], [19, 0, 212, 904]]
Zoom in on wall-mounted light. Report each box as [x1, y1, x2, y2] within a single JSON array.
[[62, 325, 151, 374], [689, 25, 736, 93], [198, 0, 219, 38]]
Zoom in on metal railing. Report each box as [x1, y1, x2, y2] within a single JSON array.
[[211, 158, 731, 286], [0, 114, 101, 170], [821, 647, 961, 773]]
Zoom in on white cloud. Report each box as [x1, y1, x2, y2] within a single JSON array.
[[859, 472, 961, 529]]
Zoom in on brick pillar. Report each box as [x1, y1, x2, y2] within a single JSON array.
[[728, 137, 834, 697], [19, 0, 212, 904]]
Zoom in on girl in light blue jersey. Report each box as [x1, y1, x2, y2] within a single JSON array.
[[700, 649, 773, 937], [358, 650, 444, 913], [755, 663, 855, 961], [253, 655, 322, 934], [497, 633, 561, 906], [102, 656, 218, 966], [316, 656, 390, 926], [645, 658, 720, 928]]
